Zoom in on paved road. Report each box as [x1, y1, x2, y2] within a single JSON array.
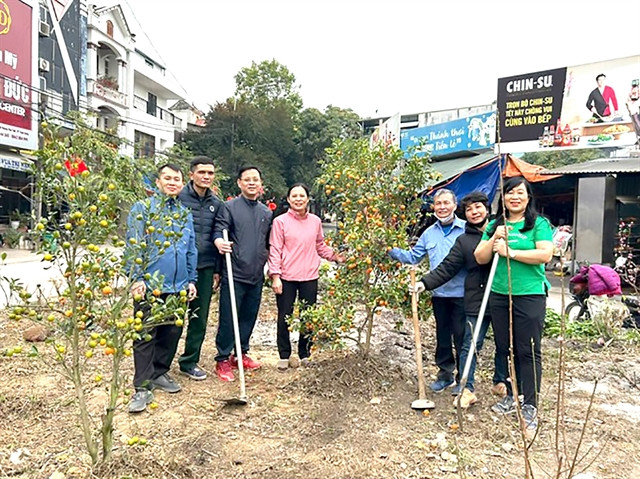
[[0, 249, 63, 309]]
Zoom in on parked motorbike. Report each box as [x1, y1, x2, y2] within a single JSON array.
[[566, 276, 640, 328]]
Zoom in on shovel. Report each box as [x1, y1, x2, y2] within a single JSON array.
[[454, 253, 499, 411], [222, 229, 247, 406], [409, 268, 435, 411]]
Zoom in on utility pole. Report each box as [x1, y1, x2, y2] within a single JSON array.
[[230, 97, 236, 158]]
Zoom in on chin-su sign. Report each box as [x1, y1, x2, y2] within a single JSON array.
[[0, 0, 38, 150], [497, 55, 640, 153]]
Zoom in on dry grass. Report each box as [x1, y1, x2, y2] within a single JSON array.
[[1, 296, 640, 478]]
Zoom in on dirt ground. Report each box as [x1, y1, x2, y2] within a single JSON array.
[[1, 291, 640, 479]]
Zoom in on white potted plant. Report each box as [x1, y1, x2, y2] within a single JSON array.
[[9, 209, 21, 229]]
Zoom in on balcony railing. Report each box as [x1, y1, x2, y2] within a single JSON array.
[[89, 80, 127, 106], [133, 95, 181, 127]]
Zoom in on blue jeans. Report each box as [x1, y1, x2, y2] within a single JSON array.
[[460, 315, 508, 392], [215, 278, 263, 362]]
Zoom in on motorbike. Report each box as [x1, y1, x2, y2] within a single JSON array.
[[566, 274, 640, 328]]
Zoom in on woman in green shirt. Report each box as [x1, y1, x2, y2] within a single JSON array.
[[474, 176, 553, 437]]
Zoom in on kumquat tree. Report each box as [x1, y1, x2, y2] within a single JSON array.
[[295, 137, 439, 356], [1, 116, 190, 465]]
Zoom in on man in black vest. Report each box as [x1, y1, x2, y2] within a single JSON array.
[[177, 157, 224, 380]]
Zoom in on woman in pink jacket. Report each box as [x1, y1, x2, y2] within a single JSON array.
[[268, 183, 344, 370]]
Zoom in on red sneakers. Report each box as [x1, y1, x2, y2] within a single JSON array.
[[229, 354, 262, 370], [215, 360, 235, 382]]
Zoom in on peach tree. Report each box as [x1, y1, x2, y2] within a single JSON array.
[[1, 116, 189, 465], [295, 138, 438, 355]]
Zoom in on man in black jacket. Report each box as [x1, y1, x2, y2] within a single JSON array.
[[213, 166, 273, 381], [177, 157, 224, 380], [411, 191, 507, 408]]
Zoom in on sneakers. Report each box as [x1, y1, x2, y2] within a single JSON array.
[[277, 359, 289, 371], [491, 395, 516, 414], [216, 360, 235, 382], [151, 373, 182, 393], [230, 354, 262, 370], [128, 390, 154, 414], [521, 404, 538, 439], [491, 382, 508, 397], [429, 378, 455, 393], [180, 366, 207, 381], [300, 357, 311, 368], [453, 388, 477, 409]]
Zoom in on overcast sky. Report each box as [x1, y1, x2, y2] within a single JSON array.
[[122, 0, 639, 118]]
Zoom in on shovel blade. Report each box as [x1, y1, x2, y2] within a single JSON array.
[[411, 398, 435, 410], [223, 396, 248, 406]]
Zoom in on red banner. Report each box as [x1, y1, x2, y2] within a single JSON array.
[[0, 0, 37, 149]]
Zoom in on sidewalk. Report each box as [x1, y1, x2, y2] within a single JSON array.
[[0, 247, 44, 265], [546, 271, 572, 315]]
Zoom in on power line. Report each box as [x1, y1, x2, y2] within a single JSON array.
[[1, 73, 184, 134], [121, 0, 192, 103]]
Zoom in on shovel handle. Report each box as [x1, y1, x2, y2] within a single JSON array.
[[223, 229, 246, 399], [410, 269, 427, 400]]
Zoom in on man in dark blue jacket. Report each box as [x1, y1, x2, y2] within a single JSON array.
[[126, 163, 197, 413], [177, 157, 224, 381], [213, 166, 272, 381]]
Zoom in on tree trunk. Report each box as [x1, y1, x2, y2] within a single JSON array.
[[101, 353, 121, 463]]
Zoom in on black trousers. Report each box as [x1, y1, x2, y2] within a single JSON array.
[[132, 293, 183, 391], [431, 296, 466, 383], [276, 279, 318, 360], [215, 278, 263, 362], [490, 293, 546, 407]]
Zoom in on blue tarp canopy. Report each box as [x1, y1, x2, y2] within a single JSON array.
[[424, 153, 559, 202], [424, 152, 502, 201]]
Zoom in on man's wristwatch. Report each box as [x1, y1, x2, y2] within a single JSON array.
[[508, 249, 517, 259]]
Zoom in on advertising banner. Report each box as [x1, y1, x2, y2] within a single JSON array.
[[497, 55, 640, 153], [0, 0, 38, 150], [370, 112, 401, 148], [400, 111, 496, 158]]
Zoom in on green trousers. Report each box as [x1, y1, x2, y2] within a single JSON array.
[[178, 267, 215, 371]]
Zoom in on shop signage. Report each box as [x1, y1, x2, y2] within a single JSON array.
[[497, 55, 640, 153]]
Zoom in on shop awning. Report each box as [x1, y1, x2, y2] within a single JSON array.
[[0, 151, 33, 173], [426, 152, 497, 188], [425, 153, 563, 201], [541, 157, 640, 175]]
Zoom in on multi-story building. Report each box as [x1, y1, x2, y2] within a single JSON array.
[[37, 0, 188, 158], [85, 3, 188, 158], [0, 1, 192, 224], [360, 102, 496, 137]]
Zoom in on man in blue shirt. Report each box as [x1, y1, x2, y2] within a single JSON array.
[[389, 189, 466, 393], [126, 164, 198, 413]]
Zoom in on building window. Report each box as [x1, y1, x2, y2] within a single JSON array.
[[134, 130, 155, 158], [106, 20, 114, 38], [147, 93, 157, 116]]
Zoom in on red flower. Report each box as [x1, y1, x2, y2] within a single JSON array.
[[268, 202, 277, 211], [64, 156, 88, 177]]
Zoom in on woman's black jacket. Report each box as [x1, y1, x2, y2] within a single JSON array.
[[420, 223, 490, 316]]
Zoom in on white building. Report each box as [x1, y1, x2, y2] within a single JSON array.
[[85, 3, 187, 157]]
